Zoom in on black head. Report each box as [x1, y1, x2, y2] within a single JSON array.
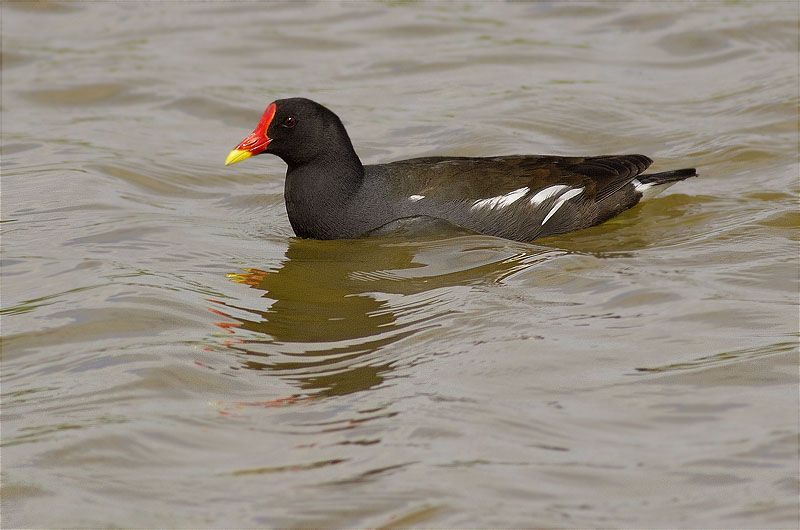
[[225, 97, 358, 170]]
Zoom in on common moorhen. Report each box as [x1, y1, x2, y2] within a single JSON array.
[[226, 98, 695, 241]]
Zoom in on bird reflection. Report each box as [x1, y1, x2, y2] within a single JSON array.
[[206, 234, 551, 398]]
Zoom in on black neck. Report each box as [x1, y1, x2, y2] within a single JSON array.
[[284, 150, 365, 239]]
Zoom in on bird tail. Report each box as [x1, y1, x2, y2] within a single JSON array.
[[634, 168, 696, 200], [637, 168, 697, 185]]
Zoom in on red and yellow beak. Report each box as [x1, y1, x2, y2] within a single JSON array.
[[225, 103, 276, 166]]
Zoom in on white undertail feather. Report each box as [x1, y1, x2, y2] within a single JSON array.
[[408, 194, 425, 201], [632, 178, 676, 201]]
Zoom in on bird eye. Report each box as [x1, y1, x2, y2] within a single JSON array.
[[282, 116, 296, 128]]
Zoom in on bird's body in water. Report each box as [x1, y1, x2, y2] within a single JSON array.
[[226, 97, 696, 242]]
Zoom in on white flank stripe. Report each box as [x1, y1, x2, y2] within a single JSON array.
[[408, 195, 425, 201], [496, 187, 529, 207], [529, 184, 569, 205], [541, 201, 566, 226], [541, 187, 584, 226], [471, 187, 529, 211], [559, 187, 584, 202]]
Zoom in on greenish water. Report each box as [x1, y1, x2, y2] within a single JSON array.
[[2, 1, 798, 527]]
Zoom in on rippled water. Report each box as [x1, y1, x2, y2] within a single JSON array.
[[2, 2, 798, 527]]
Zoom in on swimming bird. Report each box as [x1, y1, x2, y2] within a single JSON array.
[[225, 97, 695, 241]]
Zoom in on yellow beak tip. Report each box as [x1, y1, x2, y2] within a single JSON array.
[[225, 149, 251, 166]]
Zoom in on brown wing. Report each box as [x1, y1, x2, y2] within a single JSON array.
[[370, 154, 654, 241], [379, 154, 650, 202]]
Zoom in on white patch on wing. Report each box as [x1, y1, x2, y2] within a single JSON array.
[[408, 195, 425, 201], [541, 186, 584, 226], [632, 178, 673, 201], [529, 185, 569, 205], [470, 187, 529, 211]]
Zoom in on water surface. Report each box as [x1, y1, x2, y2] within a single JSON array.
[[2, 2, 798, 527]]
